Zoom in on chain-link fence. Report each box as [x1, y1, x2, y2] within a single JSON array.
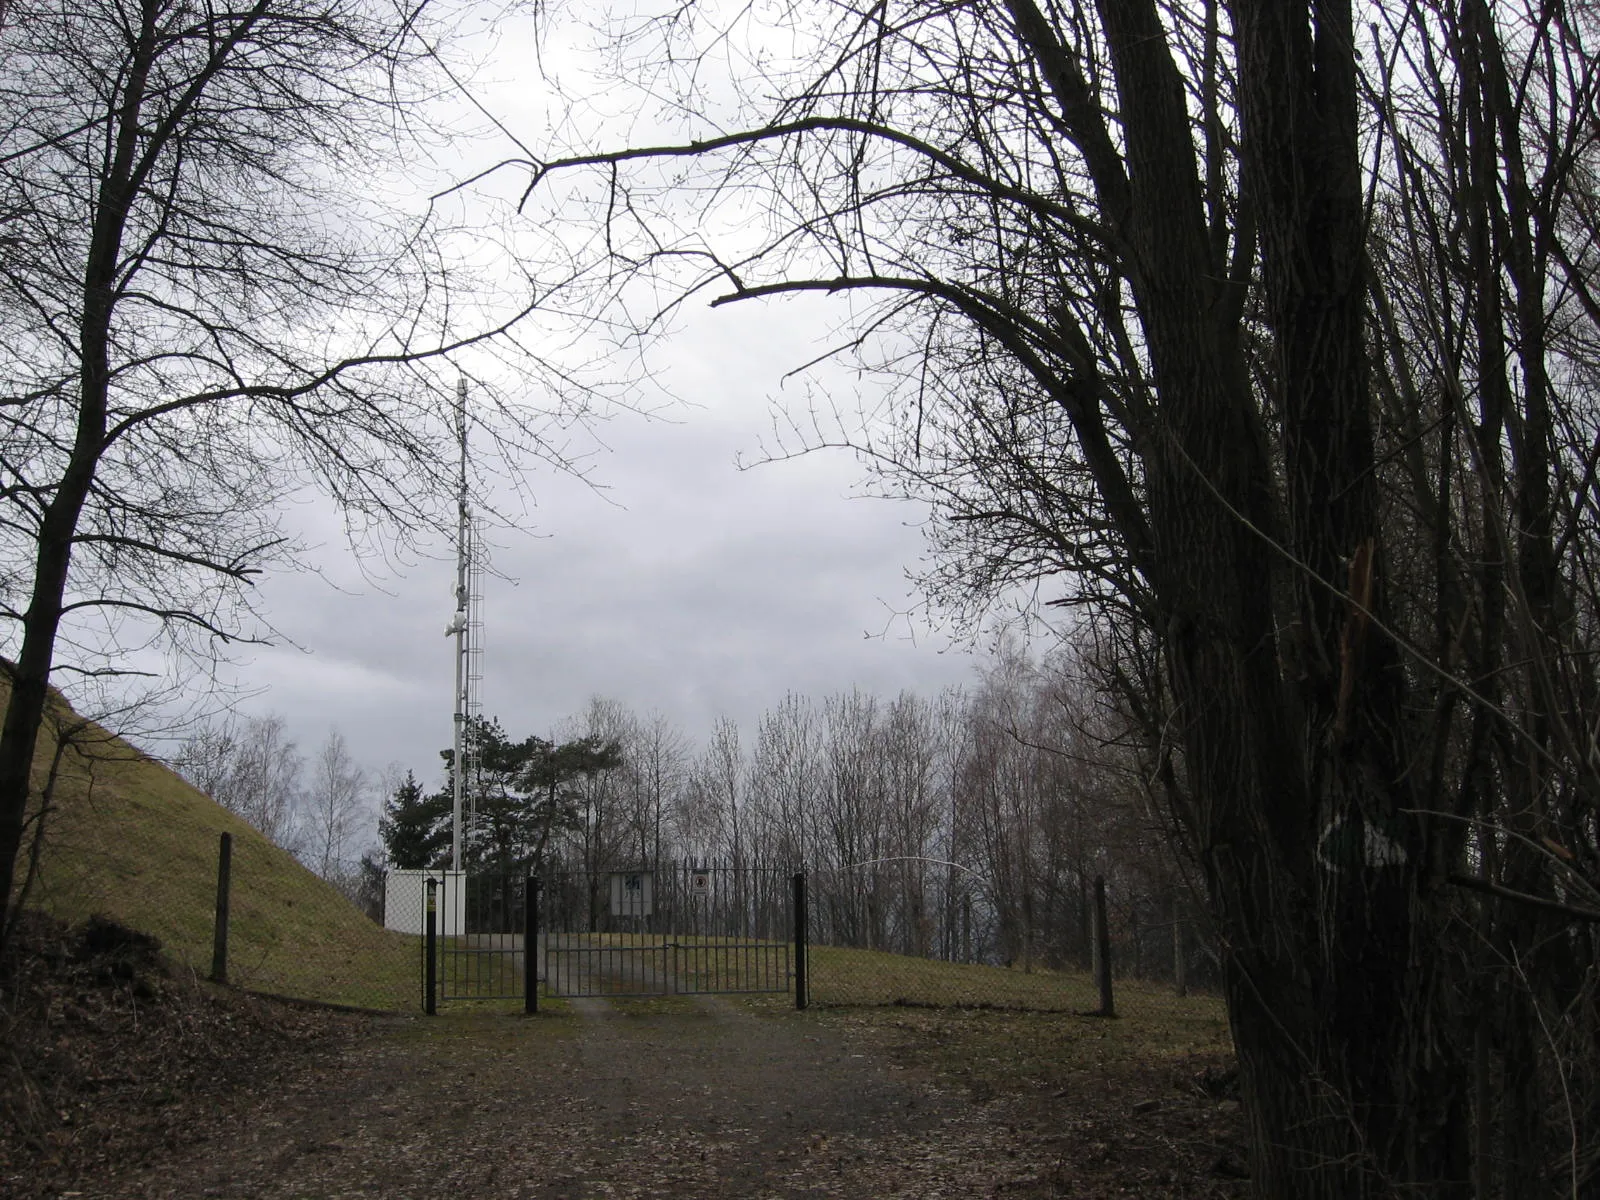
[[14, 752, 1224, 1022], [801, 863, 1223, 1024], [16, 769, 424, 1011]]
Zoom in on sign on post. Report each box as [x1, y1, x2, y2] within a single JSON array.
[[609, 871, 654, 917]]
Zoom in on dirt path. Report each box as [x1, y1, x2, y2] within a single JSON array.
[[75, 998, 1059, 1199]]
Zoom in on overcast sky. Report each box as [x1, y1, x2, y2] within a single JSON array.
[[213, 294, 996, 794], [119, 2, 1037, 812]]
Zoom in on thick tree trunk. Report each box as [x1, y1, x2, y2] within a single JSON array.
[[0, 472, 98, 923], [1085, 0, 1473, 1193], [0, 637, 57, 920]]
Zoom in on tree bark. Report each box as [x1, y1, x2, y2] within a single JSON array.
[[1101, 0, 1467, 1192]]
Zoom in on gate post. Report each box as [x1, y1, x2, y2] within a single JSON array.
[[793, 870, 808, 1011], [524, 874, 539, 1015], [425, 876, 438, 1016]]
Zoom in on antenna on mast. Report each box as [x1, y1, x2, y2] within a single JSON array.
[[449, 377, 483, 873]]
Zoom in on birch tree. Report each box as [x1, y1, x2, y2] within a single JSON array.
[[303, 728, 367, 884]]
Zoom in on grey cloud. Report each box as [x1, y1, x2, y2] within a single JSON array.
[[203, 300, 983, 789]]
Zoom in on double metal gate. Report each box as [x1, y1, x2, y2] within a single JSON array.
[[542, 864, 797, 1000], [423, 864, 806, 1011]]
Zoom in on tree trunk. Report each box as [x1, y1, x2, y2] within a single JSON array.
[[1173, 915, 1186, 999], [0, 2, 156, 928], [1097, 0, 1470, 1192]]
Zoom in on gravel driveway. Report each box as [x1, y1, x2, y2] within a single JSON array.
[[75, 997, 1057, 1199]]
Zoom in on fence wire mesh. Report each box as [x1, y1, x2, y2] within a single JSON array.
[[801, 862, 1221, 1022], [15, 773, 1221, 1023], [18, 801, 422, 1012]]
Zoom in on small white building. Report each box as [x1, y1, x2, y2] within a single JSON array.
[[383, 869, 466, 936]]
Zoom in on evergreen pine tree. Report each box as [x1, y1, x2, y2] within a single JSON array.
[[378, 770, 450, 869]]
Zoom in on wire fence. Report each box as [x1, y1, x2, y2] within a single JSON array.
[[804, 944, 1222, 1025], [16, 795, 1222, 1026], [800, 863, 1222, 1025], [17, 801, 423, 1012]]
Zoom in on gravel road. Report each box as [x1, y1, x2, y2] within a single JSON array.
[[75, 997, 1059, 1199]]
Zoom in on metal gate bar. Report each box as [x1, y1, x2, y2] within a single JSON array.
[[544, 936, 666, 996], [540, 933, 792, 997], [433, 875, 530, 1005], [539, 864, 797, 1001], [427, 865, 803, 1010], [668, 938, 791, 994], [440, 933, 525, 1001]]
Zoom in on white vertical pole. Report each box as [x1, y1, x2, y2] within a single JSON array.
[[451, 376, 468, 873]]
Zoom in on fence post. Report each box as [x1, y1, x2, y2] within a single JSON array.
[[525, 874, 539, 1015], [1093, 874, 1115, 1017], [793, 870, 808, 1011], [1173, 918, 1188, 998], [209, 832, 232, 984], [425, 876, 438, 1016]]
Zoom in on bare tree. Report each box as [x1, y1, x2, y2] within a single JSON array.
[[1356, 5, 1600, 1190], [0, 0, 591, 926], [952, 655, 1040, 969], [177, 713, 302, 852], [519, 0, 1600, 1191], [303, 728, 367, 884], [747, 692, 820, 867], [626, 711, 687, 865], [558, 697, 634, 876], [695, 716, 746, 866]]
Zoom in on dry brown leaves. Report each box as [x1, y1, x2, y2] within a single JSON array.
[[1, 913, 358, 1199], [2, 921, 1246, 1198]]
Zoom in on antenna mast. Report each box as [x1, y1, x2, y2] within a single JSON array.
[[449, 378, 483, 873]]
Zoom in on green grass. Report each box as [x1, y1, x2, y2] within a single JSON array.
[[836, 1000, 1234, 1105], [806, 942, 1223, 1018], [803, 945, 1233, 1098], [14, 693, 423, 1012], [806, 944, 1097, 1008], [8, 692, 1227, 1028]]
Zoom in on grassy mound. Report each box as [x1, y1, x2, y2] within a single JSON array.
[[8, 693, 420, 1011]]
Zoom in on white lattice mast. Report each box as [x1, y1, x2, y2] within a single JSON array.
[[464, 471, 483, 823], [448, 377, 483, 873]]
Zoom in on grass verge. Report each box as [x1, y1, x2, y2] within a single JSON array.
[[806, 942, 1216, 1015]]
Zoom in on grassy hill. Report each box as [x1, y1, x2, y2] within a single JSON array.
[[9, 691, 421, 1011]]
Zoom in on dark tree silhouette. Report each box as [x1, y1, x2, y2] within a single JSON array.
[[520, 0, 1600, 1193], [380, 771, 450, 872]]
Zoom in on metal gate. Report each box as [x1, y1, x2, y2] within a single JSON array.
[[424, 864, 804, 1010], [431, 872, 530, 1004], [541, 863, 797, 1000]]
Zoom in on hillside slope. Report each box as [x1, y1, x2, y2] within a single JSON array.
[[8, 690, 419, 1010]]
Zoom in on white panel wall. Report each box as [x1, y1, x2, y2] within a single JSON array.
[[383, 868, 466, 936]]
